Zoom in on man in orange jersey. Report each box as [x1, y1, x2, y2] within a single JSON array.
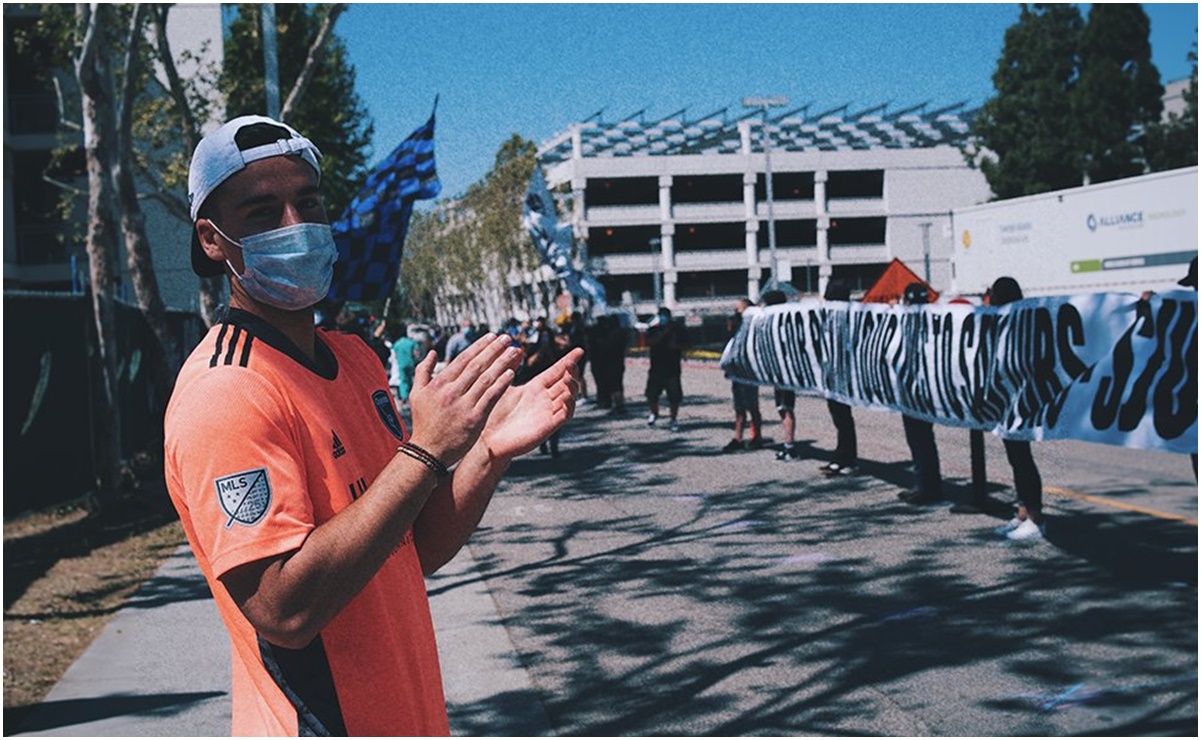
[[164, 115, 581, 736]]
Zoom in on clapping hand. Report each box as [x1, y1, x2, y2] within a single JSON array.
[[407, 334, 523, 468], [482, 348, 583, 461]]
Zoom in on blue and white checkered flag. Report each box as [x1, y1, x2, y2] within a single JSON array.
[[523, 167, 607, 306], [328, 105, 441, 302]]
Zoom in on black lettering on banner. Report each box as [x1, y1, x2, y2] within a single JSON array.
[[1056, 303, 1087, 379], [753, 315, 782, 384], [808, 309, 826, 366], [957, 313, 979, 422], [1042, 303, 1087, 428], [895, 312, 916, 410], [933, 312, 965, 420], [777, 310, 806, 387], [977, 313, 1007, 422], [1029, 308, 1063, 421], [1153, 298, 1197, 439], [770, 313, 790, 385], [731, 323, 753, 378], [850, 310, 870, 400], [993, 310, 1026, 429], [915, 312, 937, 416], [802, 309, 818, 387], [720, 292, 1195, 453], [1116, 299, 1172, 431], [1091, 299, 1152, 431], [837, 309, 854, 397], [878, 314, 899, 406], [800, 309, 820, 389], [928, 312, 947, 415]]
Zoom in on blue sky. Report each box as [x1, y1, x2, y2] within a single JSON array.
[[338, 3, 1199, 199]]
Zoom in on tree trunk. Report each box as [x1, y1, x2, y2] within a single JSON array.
[[115, 5, 178, 421], [76, 3, 124, 507]]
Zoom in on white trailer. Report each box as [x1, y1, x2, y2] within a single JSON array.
[[950, 167, 1197, 297]]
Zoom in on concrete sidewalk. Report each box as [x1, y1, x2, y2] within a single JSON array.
[[11, 543, 547, 736]]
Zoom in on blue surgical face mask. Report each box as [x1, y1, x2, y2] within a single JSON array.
[[212, 222, 337, 310]]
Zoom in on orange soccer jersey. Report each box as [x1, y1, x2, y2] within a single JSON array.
[[164, 308, 448, 736]]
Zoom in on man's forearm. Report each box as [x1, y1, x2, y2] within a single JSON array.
[[412, 438, 511, 574], [221, 450, 443, 649]]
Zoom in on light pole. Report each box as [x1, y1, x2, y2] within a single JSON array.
[[919, 222, 932, 283], [649, 237, 662, 307], [744, 96, 789, 290]]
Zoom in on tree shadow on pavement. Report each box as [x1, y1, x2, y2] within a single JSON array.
[[6, 691, 226, 735], [451, 396, 1198, 736], [3, 495, 182, 611]]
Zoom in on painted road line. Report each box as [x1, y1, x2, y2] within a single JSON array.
[[1045, 485, 1198, 526]]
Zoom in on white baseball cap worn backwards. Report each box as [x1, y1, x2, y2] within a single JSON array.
[[187, 115, 323, 277]]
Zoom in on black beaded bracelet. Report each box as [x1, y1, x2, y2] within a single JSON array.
[[396, 441, 451, 479]]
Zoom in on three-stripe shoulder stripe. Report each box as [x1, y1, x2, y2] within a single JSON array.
[[209, 323, 254, 368]]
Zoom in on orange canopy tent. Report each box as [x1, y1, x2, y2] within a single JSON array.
[[860, 258, 940, 304]]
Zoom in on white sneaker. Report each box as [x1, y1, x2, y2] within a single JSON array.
[[669, 420, 681, 433], [1007, 518, 1045, 542], [646, 413, 658, 426], [994, 516, 1023, 536]]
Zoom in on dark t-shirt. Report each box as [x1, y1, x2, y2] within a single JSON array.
[[647, 321, 684, 373]]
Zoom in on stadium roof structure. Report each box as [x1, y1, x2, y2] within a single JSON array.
[[538, 100, 978, 165]]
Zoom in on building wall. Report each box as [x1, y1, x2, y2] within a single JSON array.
[[1162, 77, 1191, 120], [546, 140, 991, 315]]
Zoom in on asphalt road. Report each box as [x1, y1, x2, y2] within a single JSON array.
[[442, 355, 1197, 736], [13, 355, 1195, 737]]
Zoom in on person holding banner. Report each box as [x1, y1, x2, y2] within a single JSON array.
[[987, 277, 1047, 542], [897, 283, 945, 505], [164, 115, 582, 735], [761, 290, 801, 461], [818, 279, 859, 476], [724, 298, 764, 452]]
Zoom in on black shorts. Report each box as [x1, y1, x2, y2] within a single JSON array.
[[646, 369, 682, 405], [774, 389, 796, 413], [732, 382, 759, 412]]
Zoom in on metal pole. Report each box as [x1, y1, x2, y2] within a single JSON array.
[[763, 109, 778, 291], [262, 4, 281, 118], [919, 221, 932, 283], [649, 237, 662, 307], [743, 96, 788, 291]]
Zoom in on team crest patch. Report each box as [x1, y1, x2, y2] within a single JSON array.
[[215, 468, 272, 529], [372, 390, 404, 440]]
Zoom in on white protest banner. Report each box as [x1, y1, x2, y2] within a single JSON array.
[[719, 291, 1197, 454]]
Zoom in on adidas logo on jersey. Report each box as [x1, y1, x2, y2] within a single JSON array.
[[332, 430, 346, 459]]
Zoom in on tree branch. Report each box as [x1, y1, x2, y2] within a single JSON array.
[[118, 4, 149, 144], [74, 3, 96, 79], [279, 3, 347, 122], [151, 4, 199, 150]]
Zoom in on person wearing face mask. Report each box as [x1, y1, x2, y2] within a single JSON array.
[[164, 116, 582, 736]]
